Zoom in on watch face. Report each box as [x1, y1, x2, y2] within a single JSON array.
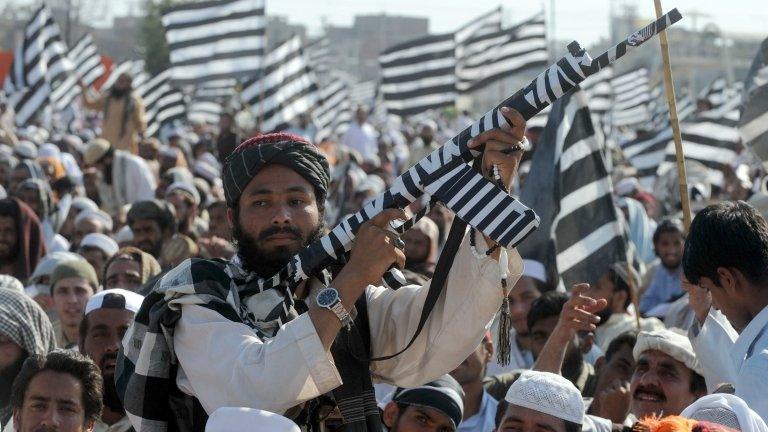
[[317, 288, 338, 307]]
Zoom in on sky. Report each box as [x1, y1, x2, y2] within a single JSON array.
[[16, 0, 768, 46]]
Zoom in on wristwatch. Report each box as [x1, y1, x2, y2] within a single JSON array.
[[316, 287, 353, 329]]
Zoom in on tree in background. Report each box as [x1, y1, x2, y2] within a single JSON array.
[[140, 0, 176, 75]]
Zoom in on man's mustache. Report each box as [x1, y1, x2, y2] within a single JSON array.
[[257, 226, 303, 242]]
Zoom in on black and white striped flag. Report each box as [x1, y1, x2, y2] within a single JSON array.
[[102, 59, 149, 92], [136, 70, 186, 137], [162, 0, 265, 84], [658, 96, 741, 185], [456, 12, 547, 93], [187, 100, 222, 125], [50, 33, 106, 111], [2, 4, 74, 126], [379, 32, 456, 117], [519, 89, 630, 287], [240, 35, 319, 132], [454, 7, 502, 92], [609, 68, 653, 128], [306, 36, 331, 82], [315, 73, 352, 140], [740, 37, 768, 162]]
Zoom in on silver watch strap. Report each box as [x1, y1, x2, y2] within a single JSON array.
[[330, 301, 353, 328]]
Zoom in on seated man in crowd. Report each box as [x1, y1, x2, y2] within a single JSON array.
[[496, 370, 584, 432], [126, 200, 176, 260], [640, 219, 686, 315], [587, 331, 637, 424], [117, 112, 529, 431], [79, 289, 144, 432], [102, 247, 161, 293], [8, 350, 102, 432], [449, 332, 497, 432], [587, 262, 664, 351], [71, 209, 113, 252], [78, 233, 119, 287], [484, 291, 599, 400], [683, 201, 768, 421], [383, 375, 465, 432], [50, 260, 99, 349]]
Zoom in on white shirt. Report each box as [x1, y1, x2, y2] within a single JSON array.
[[458, 391, 498, 432], [689, 306, 768, 420], [173, 232, 523, 415], [341, 121, 378, 162]]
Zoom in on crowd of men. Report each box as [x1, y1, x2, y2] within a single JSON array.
[[1, 71, 768, 432]]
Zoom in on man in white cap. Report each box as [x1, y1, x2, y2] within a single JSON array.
[[206, 407, 300, 432], [341, 105, 378, 163], [59, 197, 99, 243], [72, 209, 114, 251], [384, 375, 465, 432], [682, 394, 768, 432], [78, 233, 119, 286], [79, 289, 144, 432], [629, 329, 707, 420], [497, 370, 584, 432]]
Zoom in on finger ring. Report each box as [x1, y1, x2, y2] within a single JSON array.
[[393, 237, 405, 250]]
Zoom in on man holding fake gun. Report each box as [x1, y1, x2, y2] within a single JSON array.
[[116, 108, 529, 431]]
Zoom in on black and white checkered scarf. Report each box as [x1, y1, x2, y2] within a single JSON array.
[[116, 257, 380, 432]]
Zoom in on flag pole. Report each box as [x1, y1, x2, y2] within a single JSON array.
[[654, 0, 692, 232]]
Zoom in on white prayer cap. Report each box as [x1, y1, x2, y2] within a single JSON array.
[[505, 370, 584, 425], [80, 233, 119, 257], [418, 119, 438, 132], [522, 259, 547, 283], [193, 161, 219, 184], [166, 181, 201, 206], [71, 197, 99, 213], [115, 225, 134, 244], [85, 289, 144, 315], [15, 140, 38, 160], [616, 177, 639, 196], [39, 143, 61, 159], [633, 329, 703, 376], [0, 275, 25, 294], [75, 209, 114, 232], [682, 394, 768, 432], [205, 407, 300, 432], [29, 252, 85, 285]]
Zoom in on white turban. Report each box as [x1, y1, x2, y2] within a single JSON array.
[[682, 394, 768, 432], [75, 209, 114, 232], [522, 259, 547, 283], [205, 408, 300, 432], [505, 370, 584, 425], [80, 233, 119, 257], [633, 329, 703, 376]]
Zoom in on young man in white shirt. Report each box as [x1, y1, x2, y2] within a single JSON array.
[[683, 201, 768, 421]]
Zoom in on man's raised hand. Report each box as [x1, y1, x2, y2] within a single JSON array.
[[468, 106, 527, 191], [346, 208, 408, 287]]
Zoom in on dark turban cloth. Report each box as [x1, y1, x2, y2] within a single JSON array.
[[222, 132, 330, 207], [127, 199, 177, 233]]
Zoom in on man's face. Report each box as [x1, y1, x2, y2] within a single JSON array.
[[529, 315, 559, 359], [450, 339, 492, 387], [115, 74, 131, 92], [497, 404, 567, 432], [586, 273, 622, 320], [228, 164, 323, 276], [402, 229, 431, 265], [508, 277, 541, 335], [0, 332, 23, 371], [79, 248, 108, 284], [594, 343, 635, 396], [104, 259, 143, 291], [60, 208, 81, 240], [355, 107, 367, 124], [73, 218, 104, 250], [383, 403, 455, 432], [81, 308, 133, 412], [697, 275, 748, 331], [630, 349, 700, 419], [52, 277, 94, 328], [13, 370, 94, 432], [655, 231, 684, 270], [167, 192, 192, 222], [206, 205, 231, 241], [0, 215, 18, 262], [131, 219, 165, 258], [16, 188, 42, 218], [419, 126, 435, 143]]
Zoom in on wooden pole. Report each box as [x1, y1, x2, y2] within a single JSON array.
[[654, 0, 692, 232]]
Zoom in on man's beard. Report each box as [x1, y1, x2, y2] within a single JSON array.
[[233, 219, 324, 278], [0, 352, 28, 408], [99, 352, 124, 412]]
